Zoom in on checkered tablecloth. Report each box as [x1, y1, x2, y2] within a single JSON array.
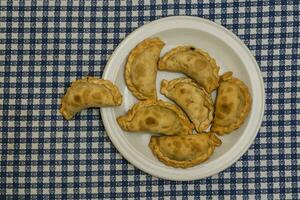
[[0, 0, 299, 199]]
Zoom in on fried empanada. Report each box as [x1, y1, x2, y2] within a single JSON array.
[[211, 72, 252, 135], [158, 46, 219, 93], [117, 100, 193, 135], [149, 132, 221, 168], [161, 78, 214, 132], [60, 77, 122, 120], [125, 37, 165, 100]]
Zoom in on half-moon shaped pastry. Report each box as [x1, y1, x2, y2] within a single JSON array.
[[158, 46, 219, 93], [149, 132, 221, 168], [211, 72, 252, 135], [161, 78, 214, 132], [117, 100, 193, 136], [60, 77, 122, 120], [125, 37, 165, 100]]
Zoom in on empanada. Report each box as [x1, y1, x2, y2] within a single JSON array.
[[158, 46, 219, 93], [211, 72, 252, 135], [60, 77, 122, 120], [117, 100, 193, 135], [149, 132, 221, 168], [125, 37, 165, 100], [161, 78, 214, 132]]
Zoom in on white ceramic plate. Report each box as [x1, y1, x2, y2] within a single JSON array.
[[100, 16, 265, 181]]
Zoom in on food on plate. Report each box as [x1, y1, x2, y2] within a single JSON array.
[[117, 100, 193, 136], [125, 37, 165, 100], [160, 77, 214, 132], [60, 77, 122, 120], [211, 72, 252, 135], [62, 38, 255, 170], [149, 132, 221, 168], [158, 46, 219, 93]]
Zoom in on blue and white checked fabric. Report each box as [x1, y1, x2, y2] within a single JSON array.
[[0, 0, 299, 199]]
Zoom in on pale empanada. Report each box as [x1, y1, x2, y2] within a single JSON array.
[[60, 77, 122, 120], [158, 46, 219, 93], [117, 100, 193, 136], [125, 37, 165, 100], [161, 78, 214, 132], [149, 132, 221, 168], [211, 72, 252, 135]]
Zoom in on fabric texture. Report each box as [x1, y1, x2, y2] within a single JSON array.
[[0, 0, 299, 199]]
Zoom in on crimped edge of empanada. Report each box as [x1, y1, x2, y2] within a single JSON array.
[[211, 72, 252, 135], [60, 77, 122, 120], [117, 100, 193, 135], [149, 132, 221, 168], [125, 37, 165, 100], [158, 46, 220, 93], [161, 77, 214, 132]]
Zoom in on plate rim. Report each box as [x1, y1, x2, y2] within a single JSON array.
[[100, 16, 265, 181]]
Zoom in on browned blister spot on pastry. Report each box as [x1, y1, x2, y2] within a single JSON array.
[[145, 117, 157, 126], [221, 103, 232, 114], [74, 95, 81, 103], [180, 88, 186, 94]]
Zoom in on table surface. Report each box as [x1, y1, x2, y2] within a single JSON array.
[[0, 0, 299, 199]]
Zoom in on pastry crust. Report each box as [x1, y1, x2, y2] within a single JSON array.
[[158, 46, 219, 93], [161, 78, 214, 132], [211, 72, 252, 135], [60, 77, 122, 120], [149, 132, 221, 168], [117, 100, 193, 135], [125, 37, 165, 100]]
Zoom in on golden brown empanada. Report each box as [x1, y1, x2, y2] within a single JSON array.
[[125, 37, 165, 100], [117, 100, 193, 135], [161, 78, 214, 132], [158, 46, 219, 93], [149, 132, 221, 168], [60, 77, 122, 120], [211, 72, 252, 135]]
